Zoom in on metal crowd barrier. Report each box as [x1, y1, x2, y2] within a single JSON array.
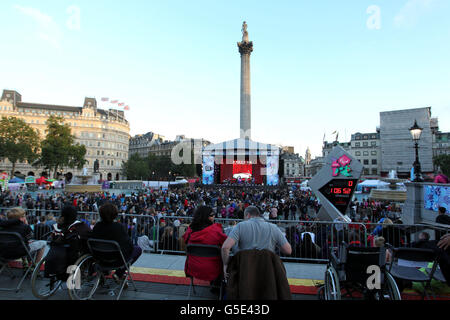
[[1, 207, 448, 264]]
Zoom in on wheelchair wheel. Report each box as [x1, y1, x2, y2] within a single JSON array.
[[68, 254, 101, 300], [31, 258, 62, 299], [376, 271, 401, 301], [317, 285, 325, 300], [324, 265, 341, 300]]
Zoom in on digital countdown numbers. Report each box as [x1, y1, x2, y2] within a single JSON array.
[[319, 179, 358, 215]]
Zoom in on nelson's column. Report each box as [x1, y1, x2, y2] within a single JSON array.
[[238, 21, 253, 140]]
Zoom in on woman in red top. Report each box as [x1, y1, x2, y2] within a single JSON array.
[[183, 206, 227, 283]]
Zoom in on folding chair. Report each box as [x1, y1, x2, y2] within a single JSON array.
[[0, 231, 37, 292], [388, 247, 438, 300], [86, 238, 138, 300], [185, 243, 224, 300]]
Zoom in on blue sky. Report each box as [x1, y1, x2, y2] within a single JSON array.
[[0, 0, 449, 158]]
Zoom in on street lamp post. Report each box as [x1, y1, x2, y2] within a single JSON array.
[[409, 120, 423, 182]]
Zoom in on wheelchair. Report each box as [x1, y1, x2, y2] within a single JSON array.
[[30, 228, 87, 299], [68, 239, 137, 300], [318, 242, 401, 300]]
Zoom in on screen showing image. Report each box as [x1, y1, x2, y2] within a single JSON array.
[[202, 156, 215, 185], [232, 160, 252, 180], [266, 155, 279, 186]]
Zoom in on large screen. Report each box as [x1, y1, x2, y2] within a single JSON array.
[[266, 155, 279, 186], [319, 179, 358, 215], [202, 156, 215, 185], [232, 160, 252, 180]]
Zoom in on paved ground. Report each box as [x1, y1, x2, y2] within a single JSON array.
[[0, 252, 325, 300]]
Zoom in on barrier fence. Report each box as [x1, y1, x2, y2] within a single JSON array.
[[0, 207, 449, 264]]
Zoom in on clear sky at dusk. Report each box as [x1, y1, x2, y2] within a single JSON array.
[[1, 0, 449, 158]]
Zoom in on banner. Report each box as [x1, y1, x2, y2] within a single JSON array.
[[424, 185, 449, 212], [0, 172, 9, 191]]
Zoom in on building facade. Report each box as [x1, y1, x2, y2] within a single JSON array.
[[349, 131, 381, 177], [129, 132, 165, 158], [280, 151, 304, 179], [0, 89, 130, 181], [380, 107, 434, 178], [305, 156, 324, 178]]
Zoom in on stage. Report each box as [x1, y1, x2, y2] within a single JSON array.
[[202, 138, 280, 186]]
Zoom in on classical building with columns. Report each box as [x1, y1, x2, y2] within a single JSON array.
[[0, 89, 130, 181]]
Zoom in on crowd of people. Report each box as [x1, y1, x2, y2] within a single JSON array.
[[1, 187, 447, 261]]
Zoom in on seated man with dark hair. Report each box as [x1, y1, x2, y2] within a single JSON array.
[[92, 203, 142, 283], [0, 207, 46, 263]]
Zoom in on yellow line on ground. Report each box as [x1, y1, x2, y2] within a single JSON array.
[[130, 266, 324, 286]]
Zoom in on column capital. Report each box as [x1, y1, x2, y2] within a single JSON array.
[[237, 41, 253, 55]]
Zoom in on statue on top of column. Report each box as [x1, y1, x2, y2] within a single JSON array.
[[242, 21, 249, 42]]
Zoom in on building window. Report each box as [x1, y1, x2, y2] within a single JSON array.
[[363, 159, 369, 165], [355, 136, 361, 140], [371, 151, 377, 155], [364, 168, 369, 175], [363, 151, 369, 156], [371, 141, 376, 146], [372, 159, 377, 165], [372, 168, 377, 175], [363, 142, 368, 147], [355, 142, 360, 147]]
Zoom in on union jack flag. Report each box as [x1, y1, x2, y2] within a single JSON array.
[[101, 97, 109, 102], [124, 105, 130, 111], [111, 100, 118, 104], [118, 102, 125, 106]]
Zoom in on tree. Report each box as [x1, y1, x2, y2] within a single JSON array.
[[0, 116, 40, 176], [122, 153, 149, 180], [433, 154, 450, 177], [35, 115, 86, 178]]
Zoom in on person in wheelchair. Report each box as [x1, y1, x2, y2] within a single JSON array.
[[0, 207, 46, 264], [91, 203, 142, 283], [44, 205, 92, 280]]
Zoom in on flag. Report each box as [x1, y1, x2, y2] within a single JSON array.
[[124, 105, 130, 111], [118, 102, 125, 106], [331, 131, 337, 134], [101, 97, 109, 102], [111, 100, 118, 104]]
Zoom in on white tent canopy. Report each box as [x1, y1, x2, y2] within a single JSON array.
[[358, 180, 389, 188]]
